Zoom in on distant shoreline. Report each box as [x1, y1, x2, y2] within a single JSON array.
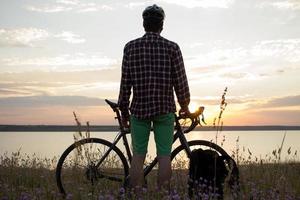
[[0, 125, 300, 132]]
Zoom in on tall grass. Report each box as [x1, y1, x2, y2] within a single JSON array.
[[1, 148, 300, 199], [0, 151, 59, 200], [213, 87, 228, 146]]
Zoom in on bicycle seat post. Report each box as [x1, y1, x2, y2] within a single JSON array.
[[104, 99, 127, 132]]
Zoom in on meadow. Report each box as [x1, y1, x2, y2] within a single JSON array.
[[0, 146, 300, 200]]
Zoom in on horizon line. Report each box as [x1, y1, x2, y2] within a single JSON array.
[[1, 125, 300, 132]]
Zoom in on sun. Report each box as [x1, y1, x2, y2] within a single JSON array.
[[188, 101, 199, 113]]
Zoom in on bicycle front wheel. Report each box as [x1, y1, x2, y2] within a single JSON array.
[[56, 138, 129, 197]]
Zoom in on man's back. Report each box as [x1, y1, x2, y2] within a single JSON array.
[[119, 32, 190, 119]]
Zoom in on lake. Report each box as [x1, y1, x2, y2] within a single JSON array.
[[0, 130, 299, 162]]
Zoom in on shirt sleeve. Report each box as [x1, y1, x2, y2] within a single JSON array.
[[118, 45, 131, 119], [172, 44, 190, 109]]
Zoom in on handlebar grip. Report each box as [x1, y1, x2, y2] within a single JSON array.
[[179, 106, 204, 120], [177, 106, 205, 133]]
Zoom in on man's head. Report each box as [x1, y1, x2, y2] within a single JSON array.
[[143, 4, 165, 33]]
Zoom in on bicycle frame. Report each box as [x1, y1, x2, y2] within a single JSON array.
[[95, 107, 193, 179]]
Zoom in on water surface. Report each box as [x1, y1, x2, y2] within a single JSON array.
[[0, 131, 299, 162]]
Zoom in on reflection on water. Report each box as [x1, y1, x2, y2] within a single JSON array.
[[0, 131, 299, 161]]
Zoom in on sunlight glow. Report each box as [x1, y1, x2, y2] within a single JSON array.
[[189, 101, 199, 113]]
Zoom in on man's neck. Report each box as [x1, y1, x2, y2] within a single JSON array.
[[145, 31, 160, 34]]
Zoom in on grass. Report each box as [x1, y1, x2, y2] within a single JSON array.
[[0, 152, 59, 200], [0, 148, 300, 199]]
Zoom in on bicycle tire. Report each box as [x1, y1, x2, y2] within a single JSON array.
[[56, 138, 129, 197], [171, 140, 239, 198]]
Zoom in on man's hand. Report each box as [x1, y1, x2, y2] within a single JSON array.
[[179, 107, 190, 118], [121, 117, 130, 129]]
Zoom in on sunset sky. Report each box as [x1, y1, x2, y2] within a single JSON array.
[[0, 0, 299, 126]]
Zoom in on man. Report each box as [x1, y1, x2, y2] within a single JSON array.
[[118, 4, 190, 191]]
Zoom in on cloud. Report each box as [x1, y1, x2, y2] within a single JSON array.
[[26, 0, 235, 13], [57, 0, 80, 5], [221, 72, 249, 79], [0, 69, 121, 98], [26, 0, 113, 13], [191, 94, 300, 125], [251, 39, 300, 62], [0, 81, 67, 97], [260, 0, 300, 10], [26, 5, 73, 13], [0, 28, 49, 47], [0, 89, 31, 96], [186, 38, 300, 81], [0, 69, 120, 84], [188, 39, 300, 66], [160, 0, 235, 8], [54, 31, 85, 44], [226, 109, 300, 126], [185, 48, 248, 70], [0, 95, 117, 125], [0, 80, 120, 98], [1, 53, 117, 70], [0, 95, 107, 107], [238, 95, 300, 115], [260, 95, 300, 108], [245, 109, 300, 125], [0, 28, 86, 47], [195, 97, 244, 105], [125, 2, 148, 9], [211, 94, 300, 125]]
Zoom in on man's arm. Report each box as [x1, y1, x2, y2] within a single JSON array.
[[118, 46, 131, 122], [172, 44, 190, 110]]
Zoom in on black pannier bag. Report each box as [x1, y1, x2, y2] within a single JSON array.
[[188, 148, 230, 199]]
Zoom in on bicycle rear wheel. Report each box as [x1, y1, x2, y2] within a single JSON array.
[[171, 140, 239, 198], [56, 138, 129, 197]]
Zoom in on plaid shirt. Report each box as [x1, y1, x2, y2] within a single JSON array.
[[118, 32, 190, 119]]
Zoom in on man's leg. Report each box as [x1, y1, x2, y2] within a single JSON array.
[[153, 113, 175, 190], [130, 116, 151, 189], [157, 155, 171, 190], [129, 154, 146, 188]]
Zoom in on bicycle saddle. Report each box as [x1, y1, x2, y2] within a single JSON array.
[[105, 99, 119, 109]]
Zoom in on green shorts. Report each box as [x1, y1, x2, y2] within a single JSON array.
[[130, 113, 175, 156]]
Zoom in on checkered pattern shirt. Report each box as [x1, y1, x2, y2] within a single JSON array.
[[118, 32, 190, 119]]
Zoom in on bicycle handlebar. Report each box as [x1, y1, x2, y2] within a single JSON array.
[[104, 99, 205, 134], [178, 106, 204, 120], [176, 106, 206, 133]]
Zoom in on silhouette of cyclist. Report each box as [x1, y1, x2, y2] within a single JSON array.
[[118, 4, 190, 192]]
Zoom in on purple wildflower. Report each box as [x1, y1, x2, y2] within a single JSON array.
[[172, 194, 181, 200], [98, 194, 105, 200], [66, 193, 73, 200], [119, 187, 125, 194]]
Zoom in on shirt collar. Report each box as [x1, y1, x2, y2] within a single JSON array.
[[143, 32, 160, 37]]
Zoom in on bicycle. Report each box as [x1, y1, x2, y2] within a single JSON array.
[[56, 99, 239, 198]]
